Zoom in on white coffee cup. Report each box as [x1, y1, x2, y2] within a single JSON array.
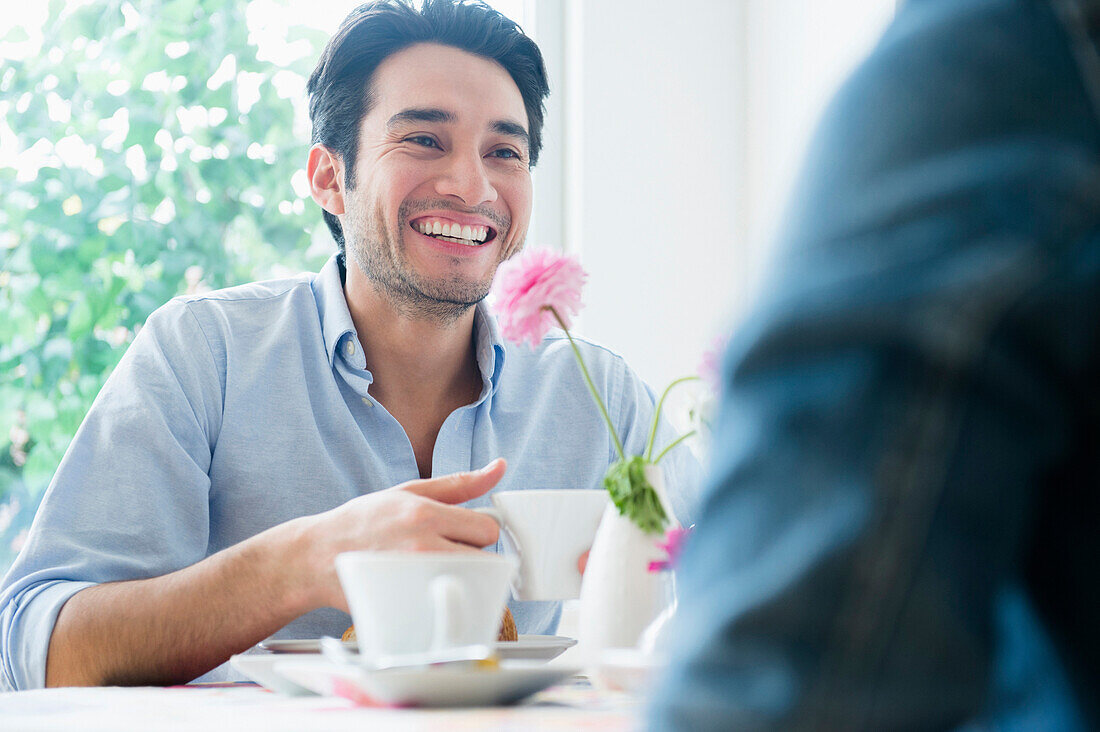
[[334, 551, 515, 666], [477, 489, 609, 601]]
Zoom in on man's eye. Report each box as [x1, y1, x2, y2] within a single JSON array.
[[490, 148, 522, 160], [406, 136, 439, 149]]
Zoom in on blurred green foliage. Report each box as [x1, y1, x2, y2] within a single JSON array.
[[0, 0, 333, 572]]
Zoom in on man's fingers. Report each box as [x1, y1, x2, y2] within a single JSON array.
[[413, 535, 497, 555], [400, 458, 507, 504], [425, 503, 501, 548], [578, 550, 590, 575]]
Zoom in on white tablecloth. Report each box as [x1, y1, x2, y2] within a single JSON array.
[[0, 677, 642, 732]]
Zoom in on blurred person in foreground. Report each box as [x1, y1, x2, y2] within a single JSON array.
[[652, 0, 1099, 728]]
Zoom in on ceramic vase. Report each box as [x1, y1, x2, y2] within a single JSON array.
[[638, 570, 678, 655], [578, 463, 678, 652]]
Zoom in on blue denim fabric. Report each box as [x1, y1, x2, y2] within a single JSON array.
[[650, 0, 1100, 728]]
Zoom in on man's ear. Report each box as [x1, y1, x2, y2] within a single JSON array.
[[307, 144, 345, 216]]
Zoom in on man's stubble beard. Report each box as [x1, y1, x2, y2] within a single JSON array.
[[344, 198, 520, 326]]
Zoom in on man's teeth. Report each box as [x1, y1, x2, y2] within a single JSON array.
[[416, 220, 489, 245]]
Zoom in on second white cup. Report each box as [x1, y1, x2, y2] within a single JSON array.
[[478, 489, 609, 601]]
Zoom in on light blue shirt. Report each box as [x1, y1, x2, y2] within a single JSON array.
[[0, 255, 698, 690]]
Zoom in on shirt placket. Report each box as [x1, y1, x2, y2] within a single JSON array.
[[334, 332, 421, 485]]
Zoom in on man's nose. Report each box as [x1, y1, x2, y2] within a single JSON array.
[[434, 150, 498, 206]]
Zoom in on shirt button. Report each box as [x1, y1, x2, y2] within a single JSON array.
[[361, 397, 372, 407], [345, 341, 356, 357]]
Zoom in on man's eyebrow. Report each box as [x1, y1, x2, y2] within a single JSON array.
[[386, 109, 529, 149], [386, 108, 456, 128], [492, 120, 530, 148]]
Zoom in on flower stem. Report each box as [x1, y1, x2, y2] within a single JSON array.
[[645, 376, 701, 462], [653, 430, 696, 464], [547, 306, 625, 461]]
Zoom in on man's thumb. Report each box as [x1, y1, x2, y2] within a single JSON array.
[[401, 458, 507, 503]]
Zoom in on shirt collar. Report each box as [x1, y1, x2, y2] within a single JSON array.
[[473, 300, 507, 395], [312, 254, 507, 390], [312, 255, 356, 368]]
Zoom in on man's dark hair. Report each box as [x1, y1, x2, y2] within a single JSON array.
[[306, 0, 550, 257]]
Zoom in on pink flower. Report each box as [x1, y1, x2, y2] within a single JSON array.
[[699, 334, 728, 393], [648, 527, 692, 572], [491, 249, 587, 349]]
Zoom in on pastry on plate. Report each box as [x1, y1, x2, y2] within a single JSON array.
[[497, 605, 517, 642]]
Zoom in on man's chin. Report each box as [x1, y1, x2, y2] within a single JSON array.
[[387, 276, 492, 322], [410, 277, 493, 307], [421, 290, 489, 307]]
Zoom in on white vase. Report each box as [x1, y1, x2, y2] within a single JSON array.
[[638, 570, 678, 656], [578, 463, 678, 652]]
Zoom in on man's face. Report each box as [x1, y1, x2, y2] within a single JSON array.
[[341, 42, 533, 319]]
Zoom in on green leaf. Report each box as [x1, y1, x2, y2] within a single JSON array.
[[67, 299, 94, 337], [0, 0, 337, 575], [4, 26, 30, 43], [602, 455, 668, 535]]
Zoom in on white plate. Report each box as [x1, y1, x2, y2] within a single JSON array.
[[497, 635, 577, 660], [273, 657, 577, 707], [257, 638, 355, 654], [229, 654, 317, 696], [258, 634, 577, 662]]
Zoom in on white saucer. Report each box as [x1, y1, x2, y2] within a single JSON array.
[[258, 634, 576, 662], [272, 657, 577, 707]]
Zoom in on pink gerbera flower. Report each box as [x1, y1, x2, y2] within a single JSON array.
[[490, 248, 587, 349]]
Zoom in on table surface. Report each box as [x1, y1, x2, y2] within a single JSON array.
[[0, 675, 643, 732]]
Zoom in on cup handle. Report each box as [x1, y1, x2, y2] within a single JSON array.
[[475, 506, 518, 557], [472, 506, 503, 526], [429, 574, 467, 652]]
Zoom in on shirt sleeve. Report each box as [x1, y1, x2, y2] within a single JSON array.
[[0, 298, 224, 690]]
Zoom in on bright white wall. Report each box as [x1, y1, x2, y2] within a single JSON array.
[[566, 0, 743, 392], [564, 0, 893, 392], [742, 0, 895, 297]]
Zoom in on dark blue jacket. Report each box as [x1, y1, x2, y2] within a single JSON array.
[[652, 0, 1100, 728]]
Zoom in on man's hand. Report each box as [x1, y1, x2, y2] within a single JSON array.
[[45, 459, 507, 687], [298, 458, 507, 611]]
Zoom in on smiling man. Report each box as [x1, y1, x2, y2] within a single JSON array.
[[0, 0, 698, 689], [309, 39, 537, 478]]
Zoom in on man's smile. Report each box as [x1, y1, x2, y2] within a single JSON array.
[[409, 215, 498, 247]]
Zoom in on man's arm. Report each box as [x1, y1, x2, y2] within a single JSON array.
[[46, 516, 309, 687], [45, 461, 504, 686]]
